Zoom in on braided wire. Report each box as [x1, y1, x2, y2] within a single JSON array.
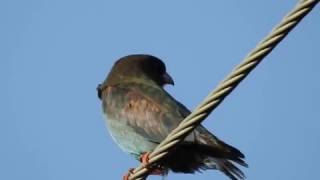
[[128, 0, 319, 179]]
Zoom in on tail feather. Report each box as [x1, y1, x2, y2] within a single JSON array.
[[197, 141, 247, 180], [202, 157, 246, 180], [219, 160, 246, 180], [232, 157, 248, 168], [161, 142, 247, 179], [219, 140, 245, 159], [159, 125, 247, 179]]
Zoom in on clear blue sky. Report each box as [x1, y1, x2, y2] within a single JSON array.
[[1, 1, 320, 180]]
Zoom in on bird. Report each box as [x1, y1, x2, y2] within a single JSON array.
[[97, 54, 247, 180]]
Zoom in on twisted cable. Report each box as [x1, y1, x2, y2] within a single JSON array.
[[128, 0, 319, 179]]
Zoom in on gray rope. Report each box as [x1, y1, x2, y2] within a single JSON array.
[[128, 0, 319, 179]]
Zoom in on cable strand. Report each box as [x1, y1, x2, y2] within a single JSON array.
[[128, 1, 319, 179]]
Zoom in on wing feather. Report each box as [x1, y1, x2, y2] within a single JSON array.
[[104, 83, 186, 144]]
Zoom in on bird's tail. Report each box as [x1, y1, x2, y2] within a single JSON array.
[[196, 125, 248, 179], [204, 157, 246, 180], [161, 125, 247, 180], [162, 142, 247, 180]]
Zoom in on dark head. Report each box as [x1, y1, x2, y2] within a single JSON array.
[[103, 54, 174, 87]]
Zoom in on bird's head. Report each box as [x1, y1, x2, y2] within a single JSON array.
[[104, 54, 174, 87]]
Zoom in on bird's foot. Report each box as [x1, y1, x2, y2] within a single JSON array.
[[122, 168, 134, 180], [139, 152, 151, 167], [139, 152, 166, 176]]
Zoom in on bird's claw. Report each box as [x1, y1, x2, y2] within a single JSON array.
[[122, 168, 134, 180], [139, 152, 151, 167], [139, 152, 166, 176]]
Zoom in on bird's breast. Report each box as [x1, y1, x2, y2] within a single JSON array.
[[103, 113, 157, 157]]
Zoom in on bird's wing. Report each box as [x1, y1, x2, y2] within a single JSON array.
[[103, 83, 192, 144], [103, 83, 246, 166]]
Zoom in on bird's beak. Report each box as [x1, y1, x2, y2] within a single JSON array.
[[163, 72, 174, 85]]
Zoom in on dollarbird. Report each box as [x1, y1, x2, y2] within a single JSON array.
[[97, 54, 247, 180]]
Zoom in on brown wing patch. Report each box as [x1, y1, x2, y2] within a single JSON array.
[[103, 84, 184, 143], [121, 89, 170, 142]]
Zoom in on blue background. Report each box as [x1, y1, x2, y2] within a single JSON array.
[[1, 0, 320, 179]]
